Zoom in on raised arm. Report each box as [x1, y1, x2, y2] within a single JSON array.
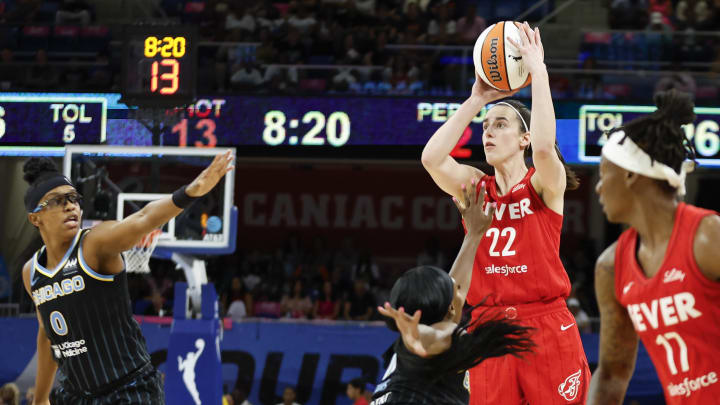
[[588, 243, 639, 405], [22, 262, 56, 405], [82, 151, 234, 273], [449, 179, 494, 323], [421, 75, 517, 201], [509, 23, 566, 198]]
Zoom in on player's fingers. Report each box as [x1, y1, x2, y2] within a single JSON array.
[[487, 202, 496, 219], [411, 309, 422, 323], [462, 183, 471, 210], [452, 196, 463, 214], [506, 36, 521, 52], [523, 22, 534, 45], [478, 181, 487, 205]]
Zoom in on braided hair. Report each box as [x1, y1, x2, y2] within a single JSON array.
[[612, 89, 697, 193]]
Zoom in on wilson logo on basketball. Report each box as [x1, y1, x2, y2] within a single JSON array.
[[486, 38, 501, 83], [558, 369, 582, 401]]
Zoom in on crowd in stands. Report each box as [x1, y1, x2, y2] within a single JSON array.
[[126, 232, 598, 326], [1, 0, 718, 99]]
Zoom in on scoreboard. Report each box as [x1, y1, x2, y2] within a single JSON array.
[[1, 92, 719, 168], [579, 105, 720, 166], [0, 94, 106, 146]]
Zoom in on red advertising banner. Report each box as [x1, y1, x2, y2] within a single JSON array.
[[235, 160, 464, 257], [235, 160, 595, 258]]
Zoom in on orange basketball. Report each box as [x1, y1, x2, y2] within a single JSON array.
[[473, 21, 532, 91]]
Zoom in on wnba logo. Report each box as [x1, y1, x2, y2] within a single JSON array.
[[558, 369, 582, 401]]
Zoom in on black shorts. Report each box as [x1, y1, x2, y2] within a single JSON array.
[[50, 365, 164, 405]]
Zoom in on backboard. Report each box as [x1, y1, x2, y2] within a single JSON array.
[[63, 145, 236, 256]]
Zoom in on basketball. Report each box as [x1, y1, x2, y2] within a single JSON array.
[[473, 21, 532, 91]]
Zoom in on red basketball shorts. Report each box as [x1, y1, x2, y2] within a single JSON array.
[[468, 297, 591, 405]]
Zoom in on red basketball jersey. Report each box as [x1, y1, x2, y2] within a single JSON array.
[[467, 168, 571, 307], [615, 203, 720, 404]]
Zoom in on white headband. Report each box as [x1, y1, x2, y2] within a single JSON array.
[[601, 130, 694, 196], [494, 102, 528, 132]]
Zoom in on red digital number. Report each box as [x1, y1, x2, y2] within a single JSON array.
[[450, 126, 473, 159], [150, 59, 180, 95], [172, 118, 217, 148]]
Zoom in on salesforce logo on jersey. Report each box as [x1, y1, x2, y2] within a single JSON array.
[[485, 264, 528, 276]]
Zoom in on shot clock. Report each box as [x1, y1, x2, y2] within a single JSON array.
[[121, 26, 198, 107]]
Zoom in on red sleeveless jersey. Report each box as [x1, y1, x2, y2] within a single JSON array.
[[467, 168, 571, 307], [615, 203, 720, 404]]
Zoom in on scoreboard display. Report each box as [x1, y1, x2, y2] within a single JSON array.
[[1, 91, 719, 168], [0, 94, 106, 146], [120, 26, 198, 106], [579, 105, 720, 166]]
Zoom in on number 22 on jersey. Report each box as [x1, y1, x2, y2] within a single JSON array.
[[486, 227, 517, 257]]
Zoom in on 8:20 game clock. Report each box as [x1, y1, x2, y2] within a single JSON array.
[[121, 25, 198, 107]]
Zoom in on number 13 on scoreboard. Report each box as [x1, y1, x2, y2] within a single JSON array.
[[151, 59, 179, 95]]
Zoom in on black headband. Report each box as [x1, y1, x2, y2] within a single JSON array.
[[24, 173, 75, 212]]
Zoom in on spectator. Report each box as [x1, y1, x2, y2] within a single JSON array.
[[352, 250, 380, 285], [567, 298, 592, 333], [648, 0, 673, 22], [254, 286, 284, 318], [225, 280, 253, 321], [416, 237, 446, 269], [231, 388, 253, 405], [607, 0, 649, 29], [313, 281, 340, 319], [256, 29, 279, 64], [24, 50, 59, 90], [276, 387, 301, 405], [24, 387, 35, 405], [676, 0, 714, 30], [230, 60, 264, 90], [55, 0, 93, 25], [0, 382, 20, 405], [143, 292, 167, 317], [278, 27, 307, 65], [281, 279, 313, 318], [0, 48, 18, 90], [346, 378, 369, 405], [86, 53, 113, 90], [225, 4, 256, 37], [654, 66, 697, 94], [427, 4, 456, 44], [455, 4, 486, 44], [2, 0, 41, 23], [344, 279, 375, 320], [288, 5, 317, 34], [400, 2, 427, 43]]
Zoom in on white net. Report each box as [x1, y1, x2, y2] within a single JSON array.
[[123, 229, 162, 273]]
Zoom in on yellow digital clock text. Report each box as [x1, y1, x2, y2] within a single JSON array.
[[144, 36, 186, 58]]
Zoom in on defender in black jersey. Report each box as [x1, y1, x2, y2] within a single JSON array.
[[373, 181, 533, 405], [20, 153, 234, 405]]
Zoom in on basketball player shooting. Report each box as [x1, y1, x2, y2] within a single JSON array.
[[20, 151, 233, 405], [421, 22, 590, 404], [588, 90, 720, 405]]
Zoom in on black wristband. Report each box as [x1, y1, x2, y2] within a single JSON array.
[[172, 185, 198, 209]]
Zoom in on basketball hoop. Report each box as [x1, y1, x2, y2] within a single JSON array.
[[123, 229, 163, 273]]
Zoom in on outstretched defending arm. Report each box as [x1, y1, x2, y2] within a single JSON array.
[[82, 151, 234, 274], [449, 179, 494, 323], [588, 243, 639, 405]]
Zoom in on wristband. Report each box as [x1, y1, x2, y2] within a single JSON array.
[[172, 185, 198, 209]]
